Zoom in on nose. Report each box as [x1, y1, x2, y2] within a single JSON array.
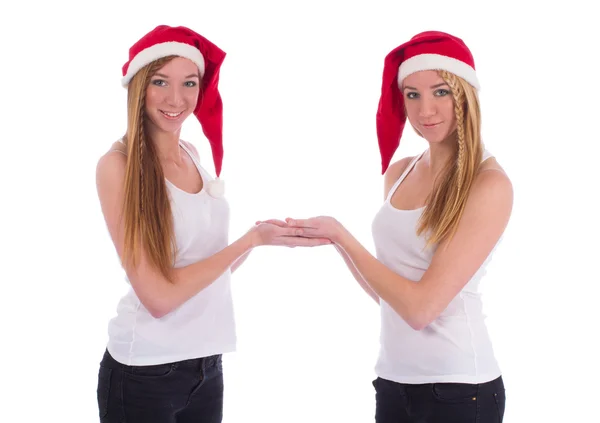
[[418, 96, 436, 118], [165, 85, 184, 107]]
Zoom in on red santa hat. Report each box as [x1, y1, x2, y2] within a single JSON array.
[[122, 25, 226, 196], [376, 31, 479, 174]]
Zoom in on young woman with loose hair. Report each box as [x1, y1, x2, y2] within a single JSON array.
[[262, 31, 512, 422], [95, 25, 330, 423]]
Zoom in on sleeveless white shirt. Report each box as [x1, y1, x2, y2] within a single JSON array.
[[371, 149, 502, 384], [106, 141, 236, 366]]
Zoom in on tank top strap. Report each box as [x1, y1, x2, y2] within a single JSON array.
[[385, 152, 425, 202], [179, 140, 198, 164], [481, 148, 493, 162], [179, 140, 213, 182], [384, 148, 493, 203], [109, 137, 127, 156]]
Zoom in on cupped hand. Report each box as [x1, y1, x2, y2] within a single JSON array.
[[250, 221, 332, 248], [256, 216, 344, 244]]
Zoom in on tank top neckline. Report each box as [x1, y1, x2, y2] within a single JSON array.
[[384, 148, 493, 214], [385, 151, 427, 214], [117, 138, 207, 197], [164, 141, 207, 197]]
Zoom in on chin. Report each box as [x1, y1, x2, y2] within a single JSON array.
[[423, 135, 448, 144], [424, 129, 456, 145], [159, 122, 185, 133]]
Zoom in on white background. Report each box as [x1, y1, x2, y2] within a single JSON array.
[[1, 1, 598, 422]]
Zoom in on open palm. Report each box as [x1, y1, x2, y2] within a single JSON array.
[[256, 216, 343, 244], [250, 221, 332, 248]]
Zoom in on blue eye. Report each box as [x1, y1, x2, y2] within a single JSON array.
[[151, 79, 166, 87], [406, 92, 419, 99], [435, 89, 450, 96], [185, 81, 197, 87]]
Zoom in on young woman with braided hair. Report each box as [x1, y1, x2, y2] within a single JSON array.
[[260, 31, 511, 422], [94, 26, 330, 423]]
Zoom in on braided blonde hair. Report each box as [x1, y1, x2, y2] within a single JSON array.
[[416, 70, 483, 248], [121, 56, 178, 282]]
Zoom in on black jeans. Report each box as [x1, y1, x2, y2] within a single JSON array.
[[97, 349, 224, 423], [373, 375, 505, 423]]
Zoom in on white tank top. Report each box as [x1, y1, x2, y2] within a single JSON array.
[[106, 141, 236, 366], [371, 149, 502, 384]]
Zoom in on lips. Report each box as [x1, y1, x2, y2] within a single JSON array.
[[422, 122, 442, 129], [160, 110, 184, 119]]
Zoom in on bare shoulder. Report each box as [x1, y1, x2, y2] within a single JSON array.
[[480, 154, 508, 174], [103, 140, 127, 156], [95, 142, 130, 249], [383, 156, 415, 199], [469, 156, 513, 213], [477, 156, 512, 190], [97, 141, 127, 169], [96, 141, 128, 192]]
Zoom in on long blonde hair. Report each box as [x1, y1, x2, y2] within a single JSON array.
[[121, 56, 178, 282], [416, 70, 483, 248]]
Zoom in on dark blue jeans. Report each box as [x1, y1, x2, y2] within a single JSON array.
[[373, 375, 506, 422], [97, 349, 224, 423]]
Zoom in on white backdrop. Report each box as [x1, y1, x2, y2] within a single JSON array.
[[1, 1, 598, 422]]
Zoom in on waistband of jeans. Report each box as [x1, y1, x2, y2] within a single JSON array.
[[101, 349, 222, 371]]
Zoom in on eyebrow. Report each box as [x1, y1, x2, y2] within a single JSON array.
[[403, 82, 449, 91], [153, 73, 200, 79]]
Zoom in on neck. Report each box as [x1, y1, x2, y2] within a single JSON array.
[[425, 138, 457, 178], [147, 125, 184, 165]]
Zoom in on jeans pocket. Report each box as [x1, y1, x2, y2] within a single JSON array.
[[431, 382, 479, 404], [372, 377, 408, 398], [494, 389, 506, 420], [372, 377, 395, 392], [97, 366, 112, 418], [128, 362, 176, 378]]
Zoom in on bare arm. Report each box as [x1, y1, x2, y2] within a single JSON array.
[[96, 151, 259, 318], [333, 244, 379, 303], [96, 150, 324, 319], [231, 250, 251, 273], [334, 168, 513, 330]]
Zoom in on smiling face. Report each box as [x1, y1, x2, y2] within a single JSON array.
[[144, 56, 201, 136], [402, 70, 456, 144]]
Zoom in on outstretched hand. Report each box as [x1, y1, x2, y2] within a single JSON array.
[[256, 216, 344, 244], [250, 221, 332, 248]]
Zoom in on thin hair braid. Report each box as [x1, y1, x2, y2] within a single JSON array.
[[138, 92, 147, 214], [441, 70, 466, 195]]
